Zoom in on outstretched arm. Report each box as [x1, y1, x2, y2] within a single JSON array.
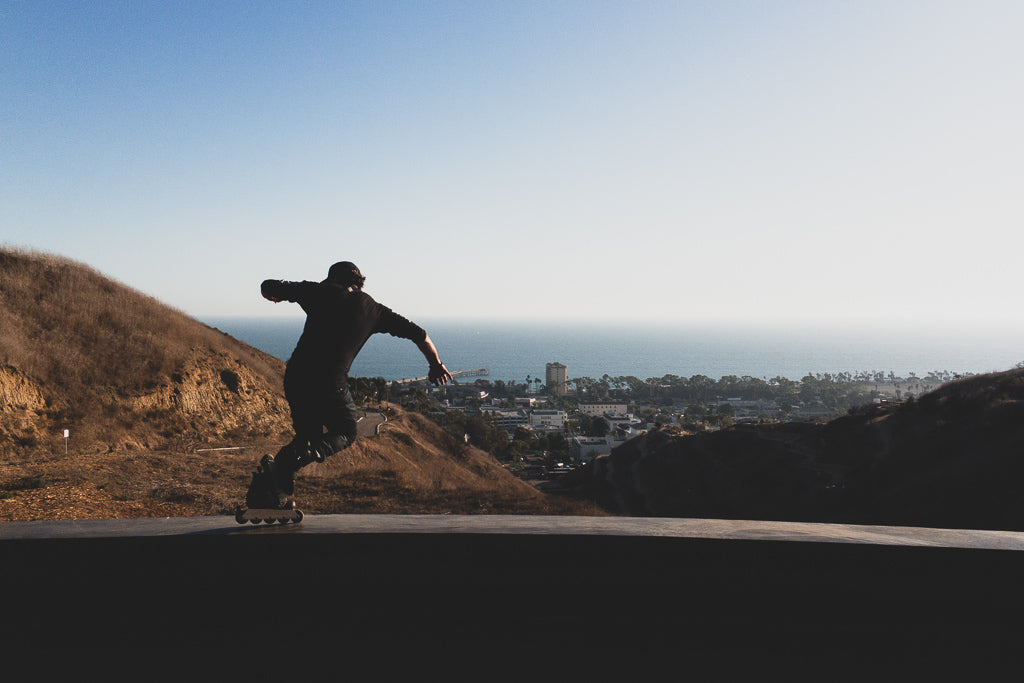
[[416, 335, 453, 386], [261, 279, 311, 304]]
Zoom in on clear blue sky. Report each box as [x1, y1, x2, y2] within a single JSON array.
[[3, 1, 1022, 331]]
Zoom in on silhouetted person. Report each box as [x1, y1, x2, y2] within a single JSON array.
[[244, 261, 452, 510]]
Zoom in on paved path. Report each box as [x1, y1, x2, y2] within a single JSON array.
[[3, 513, 1024, 550], [356, 409, 385, 438]]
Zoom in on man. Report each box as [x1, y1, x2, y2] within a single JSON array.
[[245, 261, 452, 510]]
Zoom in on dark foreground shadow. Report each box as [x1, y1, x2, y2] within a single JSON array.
[[3, 517, 1022, 676]]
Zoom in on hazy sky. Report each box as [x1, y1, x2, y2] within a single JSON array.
[[3, 1, 1022, 330]]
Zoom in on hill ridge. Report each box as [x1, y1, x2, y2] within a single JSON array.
[[578, 366, 1024, 530], [0, 247, 292, 453]]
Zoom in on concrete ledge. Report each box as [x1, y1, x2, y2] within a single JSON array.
[[3, 515, 1023, 667]]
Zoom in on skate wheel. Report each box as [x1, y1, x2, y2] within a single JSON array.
[[295, 510, 304, 522]]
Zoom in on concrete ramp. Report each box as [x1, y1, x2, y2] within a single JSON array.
[[3, 515, 1023, 667]]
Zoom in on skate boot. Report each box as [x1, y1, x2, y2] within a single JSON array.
[[244, 455, 291, 509], [235, 455, 304, 525], [269, 435, 345, 498]]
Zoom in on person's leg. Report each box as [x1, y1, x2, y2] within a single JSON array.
[[273, 382, 357, 485], [320, 382, 359, 455], [264, 377, 360, 503], [246, 373, 320, 507]]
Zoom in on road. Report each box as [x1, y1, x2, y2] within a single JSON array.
[[356, 408, 385, 438]]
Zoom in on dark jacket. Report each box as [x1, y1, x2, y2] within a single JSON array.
[[261, 279, 426, 383]]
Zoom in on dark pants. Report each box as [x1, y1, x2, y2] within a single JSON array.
[[284, 369, 359, 450], [272, 369, 358, 494]]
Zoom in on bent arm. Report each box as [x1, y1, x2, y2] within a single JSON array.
[[416, 335, 452, 386], [261, 279, 308, 303]]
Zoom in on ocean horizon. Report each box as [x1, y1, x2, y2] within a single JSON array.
[[203, 317, 1024, 384]]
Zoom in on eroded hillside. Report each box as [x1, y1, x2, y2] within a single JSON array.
[[0, 248, 291, 454]]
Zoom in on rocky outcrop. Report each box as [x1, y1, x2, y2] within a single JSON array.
[[131, 348, 290, 438], [0, 364, 51, 450], [0, 364, 47, 412], [0, 347, 292, 454]]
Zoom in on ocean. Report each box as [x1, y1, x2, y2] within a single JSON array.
[[203, 317, 1024, 383]]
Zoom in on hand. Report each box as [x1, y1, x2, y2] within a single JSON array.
[[428, 363, 453, 386], [260, 280, 283, 303]]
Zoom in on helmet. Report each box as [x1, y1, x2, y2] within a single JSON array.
[[326, 261, 365, 288]]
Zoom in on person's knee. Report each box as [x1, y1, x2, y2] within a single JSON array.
[[312, 432, 352, 461], [300, 432, 351, 466], [327, 432, 353, 453]]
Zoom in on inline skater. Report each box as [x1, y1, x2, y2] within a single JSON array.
[[243, 261, 452, 514]]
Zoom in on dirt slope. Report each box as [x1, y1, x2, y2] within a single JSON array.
[[0, 247, 292, 454], [0, 404, 603, 520]]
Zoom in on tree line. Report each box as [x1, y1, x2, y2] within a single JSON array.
[[454, 369, 973, 412]]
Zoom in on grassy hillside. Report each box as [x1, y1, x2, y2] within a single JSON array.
[[0, 248, 603, 520], [0, 247, 292, 454]]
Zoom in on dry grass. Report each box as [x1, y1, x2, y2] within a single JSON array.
[[0, 248, 283, 387], [2, 248, 201, 390], [0, 246, 290, 452], [0, 405, 605, 521]]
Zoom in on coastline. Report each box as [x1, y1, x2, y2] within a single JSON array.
[[202, 317, 1024, 383]]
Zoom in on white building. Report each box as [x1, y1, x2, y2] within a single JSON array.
[[530, 409, 566, 431], [605, 414, 641, 438], [572, 436, 613, 462], [577, 402, 629, 418]]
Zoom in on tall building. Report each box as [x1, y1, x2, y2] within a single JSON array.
[[546, 362, 567, 396]]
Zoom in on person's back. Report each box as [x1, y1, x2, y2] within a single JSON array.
[[289, 282, 371, 375], [243, 261, 452, 514], [263, 277, 426, 383]]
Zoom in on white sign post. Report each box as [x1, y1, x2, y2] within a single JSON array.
[[63, 429, 69, 456]]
